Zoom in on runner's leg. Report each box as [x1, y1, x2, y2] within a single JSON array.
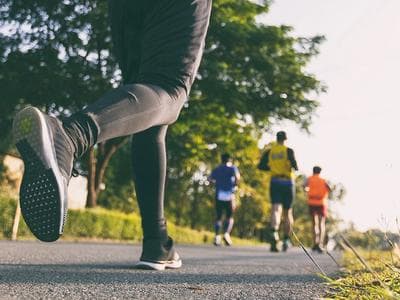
[[224, 202, 234, 234], [319, 215, 326, 247], [132, 125, 168, 241], [215, 200, 223, 235], [312, 213, 320, 246], [271, 203, 282, 231], [283, 208, 293, 238]]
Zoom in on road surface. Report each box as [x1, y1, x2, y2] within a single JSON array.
[[0, 240, 338, 299]]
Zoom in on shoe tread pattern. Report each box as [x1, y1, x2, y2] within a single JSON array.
[[13, 107, 62, 242], [17, 140, 61, 242]]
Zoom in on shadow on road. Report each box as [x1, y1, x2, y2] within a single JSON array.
[[0, 263, 322, 285]]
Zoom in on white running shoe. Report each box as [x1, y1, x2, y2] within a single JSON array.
[[223, 232, 233, 246], [135, 237, 182, 270], [214, 235, 222, 246], [135, 251, 182, 271]]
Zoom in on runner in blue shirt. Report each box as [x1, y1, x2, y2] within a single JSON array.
[[209, 153, 240, 246]]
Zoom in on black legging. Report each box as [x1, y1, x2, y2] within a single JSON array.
[[65, 0, 212, 241], [132, 125, 168, 240]]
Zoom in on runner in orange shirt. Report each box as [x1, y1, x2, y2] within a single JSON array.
[[305, 166, 331, 253]]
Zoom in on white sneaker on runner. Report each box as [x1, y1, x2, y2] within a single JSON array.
[[214, 235, 222, 246], [135, 251, 182, 271], [223, 232, 233, 246], [134, 237, 182, 270]]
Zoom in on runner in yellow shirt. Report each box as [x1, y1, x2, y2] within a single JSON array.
[[258, 131, 298, 252]]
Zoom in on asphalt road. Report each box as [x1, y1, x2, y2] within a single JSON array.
[[0, 240, 338, 299]]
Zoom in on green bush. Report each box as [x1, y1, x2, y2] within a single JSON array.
[[0, 198, 258, 245], [63, 208, 143, 241], [0, 196, 32, 238], [0, 196, 16, 238]]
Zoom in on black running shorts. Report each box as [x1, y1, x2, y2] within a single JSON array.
[[216, 200, 233, 220], [108, 0, 212, 97], [270, 177, 295, 209]]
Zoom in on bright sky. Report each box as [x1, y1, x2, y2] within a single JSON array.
[[261, 0, 400, 231]]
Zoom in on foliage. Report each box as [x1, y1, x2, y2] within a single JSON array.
[[194, 0, 325, 129], [0, 196, 31, 238], [0, 0, 116, 126], [162, 0, 326, 240], [0, 0, 121, 206], [0, 194, 258, 245], [338, 227, 400, 251], [0, 0, 329, 241], [97, 142, 139, 213]]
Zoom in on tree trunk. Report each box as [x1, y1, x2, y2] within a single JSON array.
[[85, 138, 129, 208], [11, 200, 21, 241], [190, 181, 199, 229], [86, 147, 97, 207]]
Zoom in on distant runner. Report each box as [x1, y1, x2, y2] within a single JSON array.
[[209, 153, 240, 246], [305, 166, 331, 253], [258, 131, 298, 252]]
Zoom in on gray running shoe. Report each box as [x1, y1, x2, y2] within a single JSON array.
[[13, 106, 74, 242], [135, 237, 182, 270]]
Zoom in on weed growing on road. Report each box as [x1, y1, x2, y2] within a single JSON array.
[[325, 250, 400, 299]]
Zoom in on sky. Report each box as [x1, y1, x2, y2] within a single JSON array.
[[261, 0, 400, 231]]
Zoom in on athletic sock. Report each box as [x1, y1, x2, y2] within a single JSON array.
[[224, 218, 234, 234], [63, 113, 99, 158]]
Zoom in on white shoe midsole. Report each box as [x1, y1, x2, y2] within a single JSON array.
[[135, 259, 182, 270]]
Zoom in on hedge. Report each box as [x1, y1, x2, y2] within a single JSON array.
[[0, 195, 257, 245]]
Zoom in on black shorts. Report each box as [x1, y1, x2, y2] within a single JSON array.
[[270, 177, 295, 209], [309, 205, 328, 217], [216, 201, 233, 220], [108, 0, 212, 96]]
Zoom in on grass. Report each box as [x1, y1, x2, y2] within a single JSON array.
[[325, 248, 400, 299]]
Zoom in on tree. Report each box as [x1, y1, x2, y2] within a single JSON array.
[[164, 0, 326, 232], [0, 0, 123, 206], [0, 0, 325, 216]]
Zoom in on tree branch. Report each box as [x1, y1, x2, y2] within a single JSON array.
[[95, 137, 129, 194]]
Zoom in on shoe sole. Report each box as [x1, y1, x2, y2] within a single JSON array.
[[13, 107, 66, 242], [134, 259, 182, 271]]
